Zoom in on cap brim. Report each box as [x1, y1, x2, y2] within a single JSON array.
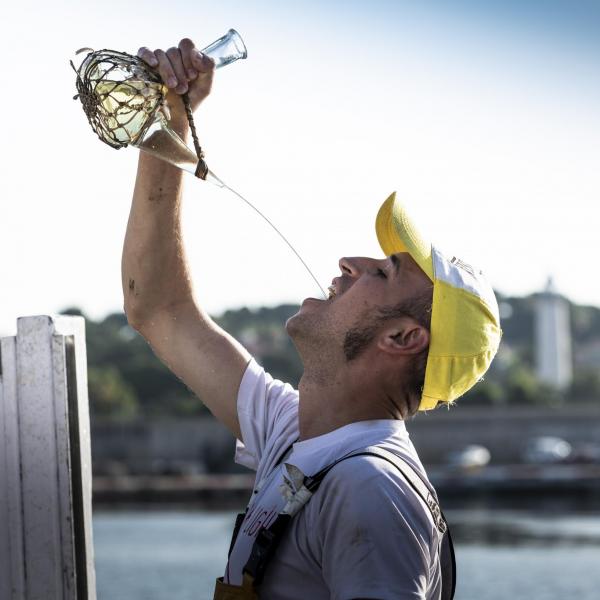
[[375, 192, 434, 281]]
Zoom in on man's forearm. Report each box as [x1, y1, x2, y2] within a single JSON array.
[[122, 121, 196, 327], [123, 37, 215, 328]]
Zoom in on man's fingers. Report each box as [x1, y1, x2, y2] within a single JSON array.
[[138, 39, 214, 111], [192, 50, 215, 73], [137, 46, 158, 67], [154, 49, 178, 89], [178, 38, 198, 80], [166, 47, 189, 93]]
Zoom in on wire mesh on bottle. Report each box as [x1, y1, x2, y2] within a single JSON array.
[[71, 49, 167, 150]]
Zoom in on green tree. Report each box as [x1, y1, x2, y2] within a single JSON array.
[[61, 307, 205, 420], [88, 366, 139, 420]]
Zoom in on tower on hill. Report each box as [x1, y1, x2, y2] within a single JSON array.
[[534, 277, 573, 390]]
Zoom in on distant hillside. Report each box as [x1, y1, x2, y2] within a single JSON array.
[[61, 294, 600, 420]]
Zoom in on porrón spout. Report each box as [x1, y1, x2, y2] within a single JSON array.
[[134, 116, 225, 187]]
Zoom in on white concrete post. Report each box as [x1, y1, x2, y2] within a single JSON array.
[[0, 315, 96, 600]]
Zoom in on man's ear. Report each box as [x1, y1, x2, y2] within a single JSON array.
[[377, 319, 430, 356]]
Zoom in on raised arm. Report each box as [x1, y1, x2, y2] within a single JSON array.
[[122, 38, 251, 439]]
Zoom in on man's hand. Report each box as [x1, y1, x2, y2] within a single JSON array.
[[137, 38, 215, 123]]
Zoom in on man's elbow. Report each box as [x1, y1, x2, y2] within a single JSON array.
[[123, 303, 145, 334]]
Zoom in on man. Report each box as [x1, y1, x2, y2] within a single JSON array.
[[124, 38, 502, 599]]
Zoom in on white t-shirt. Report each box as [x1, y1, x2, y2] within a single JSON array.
[[224, 359, 443, 600]]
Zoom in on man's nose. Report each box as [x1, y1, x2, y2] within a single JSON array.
[[339, 257, 363, 277]]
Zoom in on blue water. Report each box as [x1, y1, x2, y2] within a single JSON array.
[[93, 509, 600, 599]]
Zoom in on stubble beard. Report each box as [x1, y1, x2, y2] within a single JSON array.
[[343, 319, 381, 361]]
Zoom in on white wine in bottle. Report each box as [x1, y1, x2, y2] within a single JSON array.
[[92, 76, 166, 146]]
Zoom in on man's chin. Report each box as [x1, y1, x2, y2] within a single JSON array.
[[286, 296, 329, 332], [301, 296, 326, 306], [285, 309, 301, 336], [286, 300, 317, 335]]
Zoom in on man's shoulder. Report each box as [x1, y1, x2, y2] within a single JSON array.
[[324, 446, 427, 486], [313, 449, 436, 529]]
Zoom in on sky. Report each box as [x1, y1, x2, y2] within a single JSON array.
[[1, 0, 599, 336]]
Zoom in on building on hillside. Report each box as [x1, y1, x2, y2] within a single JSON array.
[[534, 277, 572, 389]]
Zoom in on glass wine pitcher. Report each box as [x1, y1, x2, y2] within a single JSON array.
[[73, 29, 248, 186]]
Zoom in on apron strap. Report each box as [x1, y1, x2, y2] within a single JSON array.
[[226, 438, 298, 559]]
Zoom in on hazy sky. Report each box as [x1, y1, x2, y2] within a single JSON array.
[[1, 0, 599, 335]]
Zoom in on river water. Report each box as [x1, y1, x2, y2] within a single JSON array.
[[93, 509, 600, 599]]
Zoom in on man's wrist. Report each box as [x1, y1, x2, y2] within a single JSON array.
[[170, 116, 190, 141]]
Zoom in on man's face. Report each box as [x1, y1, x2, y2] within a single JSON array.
[[286, 252, 432, 357]]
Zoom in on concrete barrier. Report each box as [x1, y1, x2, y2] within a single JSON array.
[[0, 315, 96, 600]]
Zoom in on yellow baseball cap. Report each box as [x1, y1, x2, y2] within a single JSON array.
[[376, 192, 502, 410]]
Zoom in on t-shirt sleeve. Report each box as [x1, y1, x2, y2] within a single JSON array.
[[234, 359, 299, 471], [315, 456, 439, 600]]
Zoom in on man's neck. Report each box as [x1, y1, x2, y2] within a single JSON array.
[[296, 361, 402, 441]]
